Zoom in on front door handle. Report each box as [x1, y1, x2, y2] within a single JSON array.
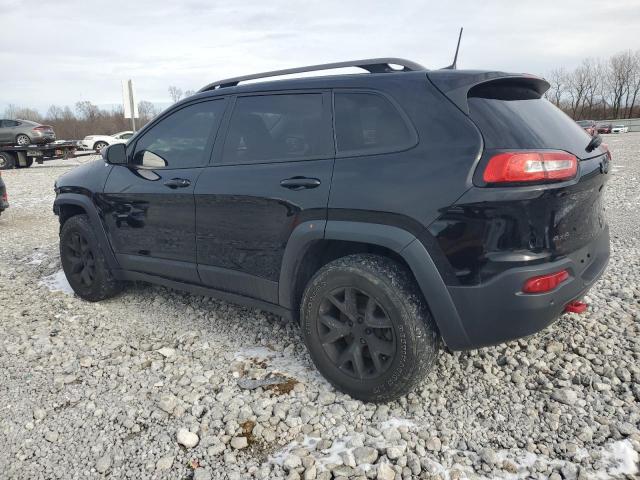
[[164, 178, 191, 189], [280, 176, 321, 190]]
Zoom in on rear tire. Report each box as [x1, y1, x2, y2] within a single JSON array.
[[60, 214, 123, 301], [300, 254, 440, 402], [94, 141, 108, 152], [0, 152, 15, 170], [16, 134, 31, 146]]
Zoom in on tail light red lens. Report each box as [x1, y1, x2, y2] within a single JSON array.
[[33, 125, 52, 131], [483, 151, 578, 184], [522, 270, 569, 294]]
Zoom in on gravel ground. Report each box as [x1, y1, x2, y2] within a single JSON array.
[[0, 136, 639, 480]]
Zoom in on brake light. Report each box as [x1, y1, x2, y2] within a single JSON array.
[[33, 125, 52, 131], [522, 270, 569, 293], [483, 151, 577, 184]]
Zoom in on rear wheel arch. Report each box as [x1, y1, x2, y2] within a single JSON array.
[[279, 220, 471, 349]]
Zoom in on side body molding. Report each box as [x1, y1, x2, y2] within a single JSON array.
[[279, 219, 472, 349], [53, 193, 121, 273]]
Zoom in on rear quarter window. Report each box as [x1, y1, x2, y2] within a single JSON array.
[[334, 92, 416, 156], [468, 93, 592, 159]]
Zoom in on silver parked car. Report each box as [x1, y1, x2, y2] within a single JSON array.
[[0, 119, 56, 146]]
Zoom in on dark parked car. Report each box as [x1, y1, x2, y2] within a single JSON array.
[[597, 123, 612, 134], [576, 120, 597, 136], [53, 58, 610, 401], [0, 119, 56, 146], [0, 172, 8, 217]]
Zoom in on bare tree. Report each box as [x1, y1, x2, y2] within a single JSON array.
[[546, 68, 568, 107], [3, 104, 42, 121], [184, 90, 196, 98], [138, 100, 158, 122], [567, 63, 590, 119], [626, 50, 640, 118], [607, 51, 634, 118], [168, 86, 183, 103]]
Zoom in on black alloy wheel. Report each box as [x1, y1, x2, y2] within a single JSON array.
[[318, 286, 396, 380], [64, 231, 96, 287]]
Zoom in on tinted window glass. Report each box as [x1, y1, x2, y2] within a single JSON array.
[[3, 120, 19, 127], [334, 93, 413, 154], [133, 100, 224, 168], [222, 94, 331, 164], [468, 96, 592, 159]]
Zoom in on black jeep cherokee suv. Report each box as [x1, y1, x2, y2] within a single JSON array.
[[54, 58, 610, 402]]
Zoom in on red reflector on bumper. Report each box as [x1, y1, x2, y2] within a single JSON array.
[[564, 301, 587, 314], [522, 270, 569, 293]]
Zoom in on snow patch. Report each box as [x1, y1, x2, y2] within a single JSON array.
[[379, 418, 416, 430], [601, 440, 638, 477], [270, 434, 353, 471], [233, 346, 325, 385], [23, 251, 47, 265], [40, 270, 74, 295]]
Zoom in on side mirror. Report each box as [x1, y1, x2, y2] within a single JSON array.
[[104, 143, 127, 165]]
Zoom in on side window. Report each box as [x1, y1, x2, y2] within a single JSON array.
[[120, 133, 133, 140], [3, 120, 19, 127], [221, 93, 331, 164], [334, 92, 414, 155], [132, 100, 224, 168]]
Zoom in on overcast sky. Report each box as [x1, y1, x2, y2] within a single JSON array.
[[1, 0, 639, 114]]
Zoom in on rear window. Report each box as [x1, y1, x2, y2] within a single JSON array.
[[468, 90, 592, 159], [334, 92, 414, 155], [221, 93, 332, 164]]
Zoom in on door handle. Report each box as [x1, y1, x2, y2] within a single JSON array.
[[164, 178, 191, 189], [280, 176, 321, 190]]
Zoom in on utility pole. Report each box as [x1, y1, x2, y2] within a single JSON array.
[[122, 79, 139, 131]]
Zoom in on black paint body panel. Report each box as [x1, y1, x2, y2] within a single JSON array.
[[52, 69, 611, 351]]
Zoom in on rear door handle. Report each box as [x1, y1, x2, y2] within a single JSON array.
[[164, 178, 191, 189], [280, 176, 321, 190]]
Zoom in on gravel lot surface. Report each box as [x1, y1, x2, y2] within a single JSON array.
[[0, 136, 639, 480]]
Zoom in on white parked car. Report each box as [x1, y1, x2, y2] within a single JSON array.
[[81, 131, 134, 151], [611, 125, 629, 134]]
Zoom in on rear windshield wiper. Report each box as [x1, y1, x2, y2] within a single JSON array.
[[586, 134, 602, 153]]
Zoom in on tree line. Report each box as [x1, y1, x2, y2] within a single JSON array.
[[545, 49, 640, 121], [3, 49, 640, 141], [2, 101, 159, 140]]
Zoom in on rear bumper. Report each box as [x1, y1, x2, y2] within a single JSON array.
[[445, 225, 609, 350], [30, 137, 55, 145]]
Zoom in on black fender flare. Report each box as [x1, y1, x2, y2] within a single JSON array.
[[279, 219, 471, 349], [53, 193, 120, 272]]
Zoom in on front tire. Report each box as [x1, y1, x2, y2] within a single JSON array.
[[300, 254, 440, 402], [60, 214, 122, 301], [0, 152, 15, 170]]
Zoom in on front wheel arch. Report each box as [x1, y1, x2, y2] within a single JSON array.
[[54, 194, 121, 273]]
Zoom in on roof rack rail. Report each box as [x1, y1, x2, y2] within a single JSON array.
[[198, 57, 426, 92]]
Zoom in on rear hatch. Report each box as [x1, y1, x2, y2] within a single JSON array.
[[427, 71, 610, 283]]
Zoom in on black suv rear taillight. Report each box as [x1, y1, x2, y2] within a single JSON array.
[[482, 150, 577, 185]]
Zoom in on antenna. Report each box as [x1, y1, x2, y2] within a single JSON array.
[[443, 27, 464, 70]]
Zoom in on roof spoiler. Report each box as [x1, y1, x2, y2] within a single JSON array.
[[427, 71, 550, 114]]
